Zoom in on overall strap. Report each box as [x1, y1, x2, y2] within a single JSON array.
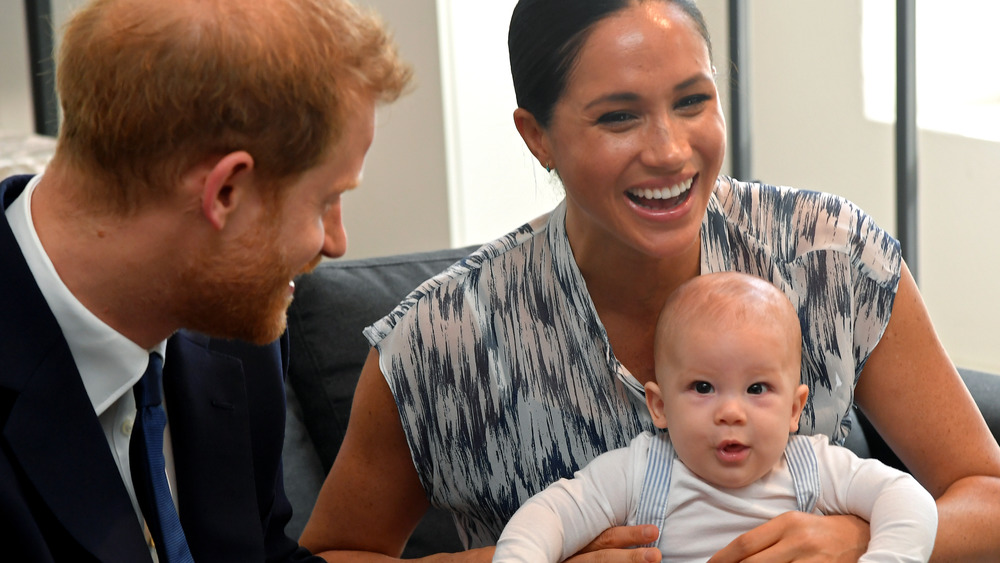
[[784, 435, 821, 513], [634, 431, 675, 547]]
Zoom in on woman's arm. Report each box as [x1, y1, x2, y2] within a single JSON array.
[[299, 349, 492, 562], [299, 348, 493, 562], [854, 262, 1000, 561], [299, 348, 660, 563]]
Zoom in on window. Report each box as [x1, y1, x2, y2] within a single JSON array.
[[862, 0, 1000, 143]]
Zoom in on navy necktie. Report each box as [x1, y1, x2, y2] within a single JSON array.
[[130, 352, 195, 563]]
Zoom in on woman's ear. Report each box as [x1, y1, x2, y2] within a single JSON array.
[[198, 151, 256, 230], [644, 381, 669, 430], [789, 383, 810, 433], [513, 108, 552, 171]]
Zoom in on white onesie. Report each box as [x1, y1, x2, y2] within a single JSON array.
[[494, 432, 937, 562]]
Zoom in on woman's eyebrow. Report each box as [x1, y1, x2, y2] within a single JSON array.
[[584, 92, 640, 110], [674, 72, 714, 91], [582, 72, 714, 110]]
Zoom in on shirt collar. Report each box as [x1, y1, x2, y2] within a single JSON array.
[[6, 173, 167, 414]]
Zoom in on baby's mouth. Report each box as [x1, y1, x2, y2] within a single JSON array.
[[716, 440, 750, 463]]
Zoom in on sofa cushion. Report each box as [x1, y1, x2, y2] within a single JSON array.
[[286, 246, 477, 556], [287, 246, 478, 470]]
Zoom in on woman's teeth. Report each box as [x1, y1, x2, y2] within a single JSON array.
[[629, 177, 694, 200]]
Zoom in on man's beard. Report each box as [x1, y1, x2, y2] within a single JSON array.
[[173, 223, 320, 345]]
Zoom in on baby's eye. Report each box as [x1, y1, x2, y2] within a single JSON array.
[[693, 381, 714, 394], [747, 383, 768, 395]]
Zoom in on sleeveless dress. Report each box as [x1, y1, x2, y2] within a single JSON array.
[[364, 177, 902, 547]]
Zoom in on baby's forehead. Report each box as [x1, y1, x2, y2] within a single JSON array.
[[670, 273, 795, 317], [659, 311, 802, 379], [676, 297, 798, 337]]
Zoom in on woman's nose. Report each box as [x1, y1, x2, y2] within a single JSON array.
[[641, 117, 690, 169]]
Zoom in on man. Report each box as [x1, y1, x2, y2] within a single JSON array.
[[0, 0, 409, 561]]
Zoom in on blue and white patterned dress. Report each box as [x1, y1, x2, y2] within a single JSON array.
[[364, 177, 902, 548]]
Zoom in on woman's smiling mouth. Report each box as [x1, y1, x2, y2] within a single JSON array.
[[626, 177, 694, 210]]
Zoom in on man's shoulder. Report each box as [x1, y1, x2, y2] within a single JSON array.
[[0, 175, 32, 209]]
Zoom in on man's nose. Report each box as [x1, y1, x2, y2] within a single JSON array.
[[322, 206, 348, 259]]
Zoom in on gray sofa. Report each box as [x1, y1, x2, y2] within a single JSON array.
[[280, 245, 1000, 556], [283, 247, 477, 556]]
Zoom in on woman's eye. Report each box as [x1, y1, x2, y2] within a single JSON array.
[[693, 381, 713, 394], [747, 383, 767, 395], [676, 93, 711, 110], [596, 111, 635, 125]]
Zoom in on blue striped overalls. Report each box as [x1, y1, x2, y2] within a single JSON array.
[[635, 432, 821, 548]]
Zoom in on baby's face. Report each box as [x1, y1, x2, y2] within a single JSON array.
[[648, 320, 807, 489]]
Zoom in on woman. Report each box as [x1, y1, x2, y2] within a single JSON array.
[[301, 1, 1000, 561]]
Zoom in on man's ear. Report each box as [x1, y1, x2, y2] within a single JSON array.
[[200, 151, 256, 230], [644, 381, 669, 430], [789, 383, 810, 433], [513, 108, 553, 172]]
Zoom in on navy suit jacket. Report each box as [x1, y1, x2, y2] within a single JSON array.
[[0, 175, 320, 562]]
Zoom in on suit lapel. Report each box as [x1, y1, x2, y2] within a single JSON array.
[[3, 350, 153, 562], [1, 176, 151, 561], [164, 333, 264, 560]]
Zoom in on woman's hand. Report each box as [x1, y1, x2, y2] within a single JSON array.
[[564, 525, 662, 562], [707, 512, 868, 563]]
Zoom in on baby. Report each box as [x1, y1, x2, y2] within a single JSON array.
[[494, 272, 937, 562]]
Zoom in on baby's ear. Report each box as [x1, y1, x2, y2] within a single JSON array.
[[789, 384, 809, 433], [644, 381, 669, 430]]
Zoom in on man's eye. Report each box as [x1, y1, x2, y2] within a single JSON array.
[[693, 381, 713, 394], [747, 383, 767, 395]]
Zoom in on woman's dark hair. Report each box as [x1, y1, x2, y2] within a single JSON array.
[[508, 0, 711, 128]]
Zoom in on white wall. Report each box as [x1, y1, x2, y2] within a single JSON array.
[[435, 0, 564, 247], [739, 1, 1000, 373], [344, 0, 453, 258], [748, 1, 896, 228], [918, 129, 1000, 373], [0, 1, 35, 135]]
